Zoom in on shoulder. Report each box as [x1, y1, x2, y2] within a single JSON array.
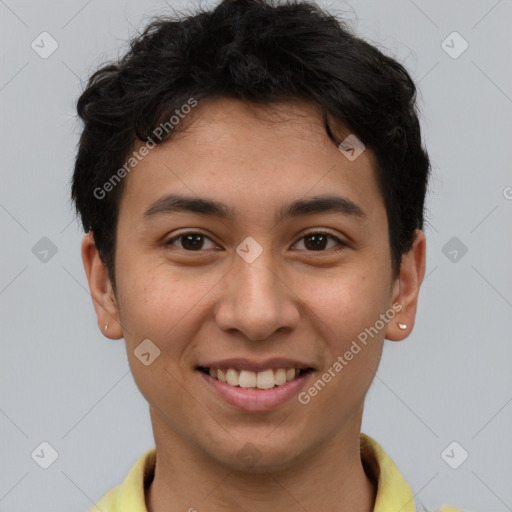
[[86, 447, 155, 512], [359, 435, 467, 512]]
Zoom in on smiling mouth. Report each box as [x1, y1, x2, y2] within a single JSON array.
[[197, 366, 314, 390]]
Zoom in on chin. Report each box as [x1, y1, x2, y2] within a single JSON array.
[[203, 434, 310, 474]]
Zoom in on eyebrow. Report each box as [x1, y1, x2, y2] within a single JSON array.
[[142, 193, 367, 224]]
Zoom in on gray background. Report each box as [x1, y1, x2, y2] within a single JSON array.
[[1, 0, 511, 511]]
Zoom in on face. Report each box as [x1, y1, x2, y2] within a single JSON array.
[[84, 97, 424, 472]]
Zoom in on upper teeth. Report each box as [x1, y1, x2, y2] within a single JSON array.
[[208, 367, 300, 389]]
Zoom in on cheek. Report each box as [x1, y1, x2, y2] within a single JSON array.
[[305, 268, 389, 340], [117, 269, 202, 410], [117, 261, 203, 337], [116, 261, 224, 382]]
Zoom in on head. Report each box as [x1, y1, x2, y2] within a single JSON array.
[[73, 0, 428, 471]]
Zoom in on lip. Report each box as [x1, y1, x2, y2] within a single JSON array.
[[197, 357, 314, 372], [197, 368, 314, 411]]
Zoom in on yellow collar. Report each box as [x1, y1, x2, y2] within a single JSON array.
[[360, 433, 416, 512], [94, 433, 416, 512]]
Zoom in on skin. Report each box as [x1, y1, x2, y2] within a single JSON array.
[[82, 97, 426, 512]]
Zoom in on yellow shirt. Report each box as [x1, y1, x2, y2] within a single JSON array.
[[89, 433, 462, 512]]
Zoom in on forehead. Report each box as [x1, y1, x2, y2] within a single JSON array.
[[118, 97, 384, 228], [168, 98, 349, 153]]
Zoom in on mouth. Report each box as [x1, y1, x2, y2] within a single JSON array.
[[196, 363, 315, 413], [196, 362, 316, 411], [197, 366, 314, 390]]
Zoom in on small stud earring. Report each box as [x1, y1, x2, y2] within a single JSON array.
[[104, 323, 108, 332], [397, 322, 407, 330]]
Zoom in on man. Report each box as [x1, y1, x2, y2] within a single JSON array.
[[72, 0, 463, 510]]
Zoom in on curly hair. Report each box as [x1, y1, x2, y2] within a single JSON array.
[[71, 0, 430, 292]]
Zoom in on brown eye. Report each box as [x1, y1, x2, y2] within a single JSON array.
[[166, 232, 216, 251], [295, 232, 347, 252], [164, 231, 347, 253]]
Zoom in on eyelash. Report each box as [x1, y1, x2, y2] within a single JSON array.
[[164, 230, 348, 253]]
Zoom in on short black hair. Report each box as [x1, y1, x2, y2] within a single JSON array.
[[71, 0, 430, 292]]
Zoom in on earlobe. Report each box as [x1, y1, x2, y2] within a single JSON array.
[[81, 232, 123, 340], [385, 229, 426, 342]]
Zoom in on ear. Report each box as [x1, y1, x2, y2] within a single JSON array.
[[385, 229, 426, 341], [81, 232, 123, 339]]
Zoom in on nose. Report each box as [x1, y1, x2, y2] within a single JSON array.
[[214, 251, 301, 341]]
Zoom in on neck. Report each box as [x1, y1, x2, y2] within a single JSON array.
[[146, 410, 376, 512]]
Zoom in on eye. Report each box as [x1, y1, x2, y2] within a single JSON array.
[[293, 231, 348, 252], [164, 231, 348, 253], [165, 232, 217, 251]]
